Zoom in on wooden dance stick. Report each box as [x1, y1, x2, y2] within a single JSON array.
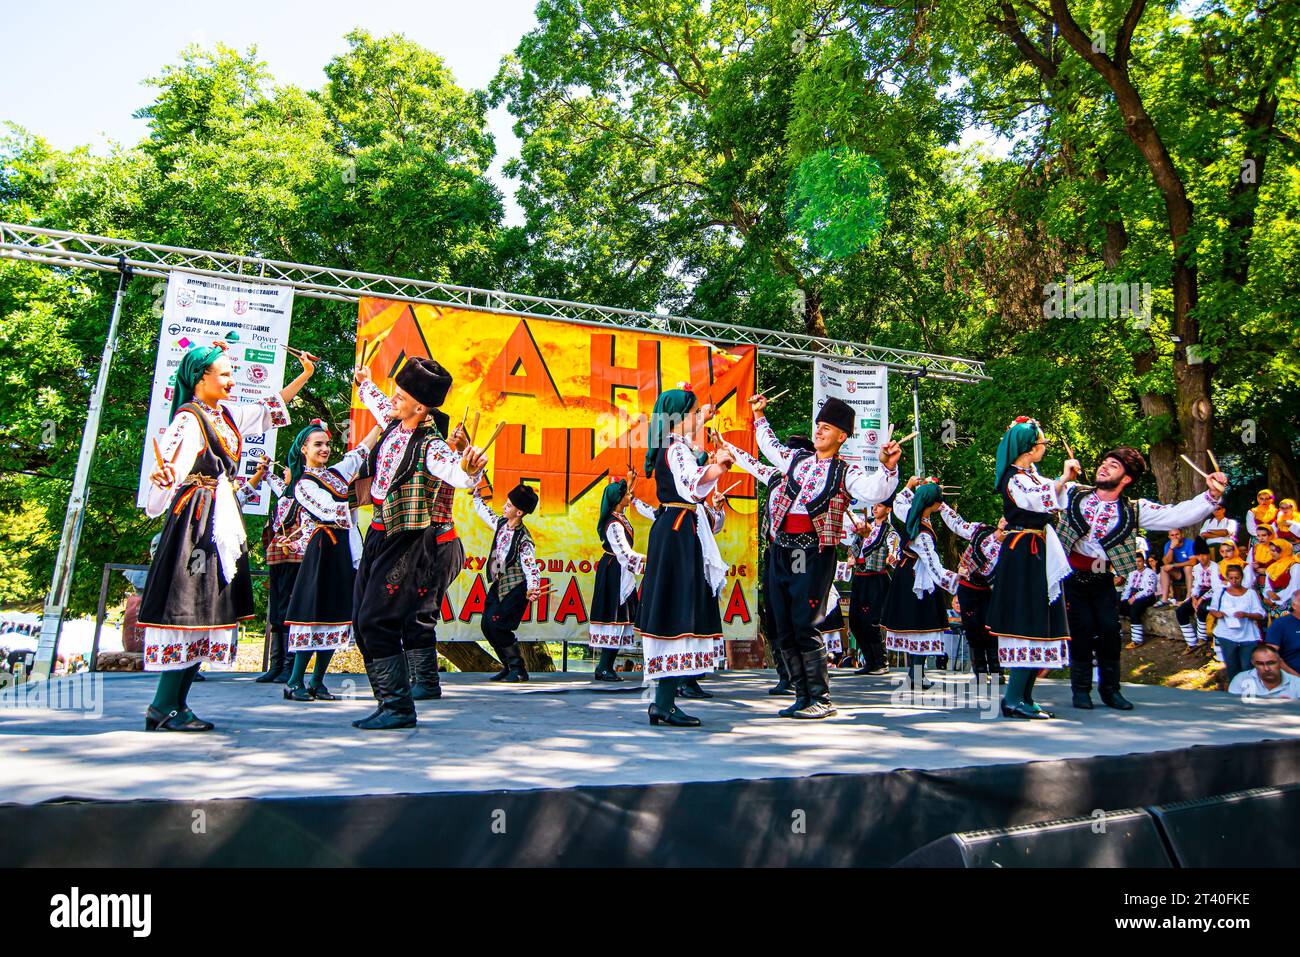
[[152, 438, 166, 470], [1207, 449, 1221, 474], [468, 411, 480, 445], [1180, 454, 1210, 479], [480, 421, 508, 452], [762, 388, 790, 403], [896, 431, 918, 445], [884, 422, 895, 445]]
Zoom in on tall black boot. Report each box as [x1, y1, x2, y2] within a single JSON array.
[[271, 630, 294, 684], [1069, 657, 1095, 709], [678, 675, 713, 698], [1098, 659, 1134, 711], [501, 643, 529, 683], [407, 646, 443, 700], [793, 648, 837, 719], [256, 628, 286, 682], [778, 647, 809, 717], [767, 637, 794, 695], [351, 654, 417, 730]]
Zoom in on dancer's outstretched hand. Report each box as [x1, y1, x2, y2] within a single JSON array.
[[878, 440, 902, 471], [749, 394, 767, 415], [1206, 471, 1228, 498], [461, 446, 488, 475]]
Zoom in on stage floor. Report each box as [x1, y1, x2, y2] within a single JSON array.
[[3, 668, 1298, 807]]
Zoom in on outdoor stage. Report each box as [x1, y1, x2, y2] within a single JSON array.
[[2, 669, 1298, 866]]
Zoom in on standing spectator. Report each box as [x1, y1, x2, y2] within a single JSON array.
[[1199, 503, 1238, 560], [1207, 565, 1268, 681], [1227, 643, 1300, 699], [1246, 489, 1277, 546], [1264, 593, 1300, 678], [1158, 528, 1195, 605]]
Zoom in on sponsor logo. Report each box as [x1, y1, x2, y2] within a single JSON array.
[[245, 434, 266, 445], [245, 363, 269, 385], [244, 347, 276, 363], [846, 379, 857, 393], [175, 336, 192, 350], [177, 288, 195, 307], [865, 430, 878, 444], [233, 299, 249, 315]]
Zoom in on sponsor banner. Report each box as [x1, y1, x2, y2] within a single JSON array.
[[351, 299, 760, 643], [812, 358, 889, 476], [137, 272, 294, 515]]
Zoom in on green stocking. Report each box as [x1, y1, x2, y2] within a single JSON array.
[[1004, 668, 1030, 710], [150, 670, 186, 713], [177, 662, 201, 710], [655, 677, 679, 710], [1022, 670, 1040, 711], [597, 648, 618, 673], [309, 651, 334, 686], [287, 651, 310, 689]]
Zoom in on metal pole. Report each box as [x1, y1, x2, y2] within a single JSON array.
[[32, 258, 132, 679], [89, 563, 111, 673], [910, 372, 924, 476]]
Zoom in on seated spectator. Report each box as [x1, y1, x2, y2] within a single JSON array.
[[1247, 489, 1277, 545], [1265, 592, 1300, 677], [1119, 555, 1160, 645], [1158, 528, 1195, 605], [1250, 522, 1277, 568], [1227, 643, 1300, 699], [1199, 504, 1239, 561], [1207, 565, 1268, 680], [1278, 498, 1299, 544], [1260, 540, 1300, 615]]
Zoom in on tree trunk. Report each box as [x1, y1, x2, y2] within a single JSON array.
[[437, 641, 558, 673]]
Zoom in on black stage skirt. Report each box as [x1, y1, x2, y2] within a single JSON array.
[[879, 556, 948, 634], [986, 531, 1069, 641], [138, 482, 253, 630], [285, 527, 355, 628], [636, 504, 722, 641], [590, 553, 639, 626], [267, 562, 300, 630]]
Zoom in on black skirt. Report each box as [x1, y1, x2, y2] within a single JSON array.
[[636, 505, 722, 641], [138, 483, 253, 629], [986, 532, 1069, 640], [879, 556, 948, 634], [285, 527, 355, 627], [590, 553, 639, 626]]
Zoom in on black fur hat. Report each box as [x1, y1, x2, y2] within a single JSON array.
[[508, 483, 539, 515], [395, 357, 452, 409], [816, 397, 855, 437]]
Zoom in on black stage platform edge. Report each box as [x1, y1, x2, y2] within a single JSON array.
[[2, 737, 1297, 867]]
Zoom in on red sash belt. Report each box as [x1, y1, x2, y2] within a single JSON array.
[[1068, 550, 1101, 573], [781, 513, 814, 534]]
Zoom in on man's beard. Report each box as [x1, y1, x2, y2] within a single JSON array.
[[1096, 476, 1124, 491]]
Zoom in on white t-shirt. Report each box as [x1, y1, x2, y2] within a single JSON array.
[[1209, 588, 1267, 643], [1228, 669, 1300, 700]]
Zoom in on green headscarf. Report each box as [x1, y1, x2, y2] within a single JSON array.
[[597, 479, 629, 541], [169, 343, 228, 421], [905, 481, 944, 543], [644, 388, 698, 477], [994, 417, 1044, 492], [285, 420, 329, 496]]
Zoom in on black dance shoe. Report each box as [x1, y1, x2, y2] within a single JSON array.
[[283, 684, 314, 702], [677, 678, 712, 699], [307, 682, 337, 701], [648, 704, 701, 727], [1072, 691, 1095, 709], [767, 676, 795, 695], [592, 668, 623, 682], [1002, 702, 1050, 720], [145, 706, 215, 732]]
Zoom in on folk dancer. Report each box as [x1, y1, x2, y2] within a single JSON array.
[[588, 473, 650, 681], [139, 341, 308, 731], [472, 483, 542, 683]]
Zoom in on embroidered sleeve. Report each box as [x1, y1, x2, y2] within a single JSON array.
[[914, 533, 959, 594], [939, 502, 979, 541], [234, 481, 256, 507], [226, 394, 290, 435], [668, 439, 715, 502], [607, 522, 645, 574], [357, 379, 393, 426], [1008, 471, 1059, 513], [978, 534, 1002, 566], [295, 478, 349, 524], [264, 471, 287, 498], [836, 560, 853, 582], [472, 487, 499, 527], [845, 462, 899, 507], [144, 409, 204, 518], [331, 447, 368, 485], [1136, 492, 1219, 532], [753, 416, 793, 471], [631, 496, 658, 521], [721, 437, 779, 486], [425, 437, 478, 489], [520, 537, 540, 590], [887, 528, 901, 561], [892, 486, 914, 524]]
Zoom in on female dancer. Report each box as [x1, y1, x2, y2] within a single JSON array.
[[140, 341, 312, 731], [635, 387, 733, 727], [281, 419, 381, 701], [940, 504, 1006, 681], [985, 417, 1074, 720], [880, 479, 960, 690], [588, 473, 648, 681], [255, 458, 306, 684]]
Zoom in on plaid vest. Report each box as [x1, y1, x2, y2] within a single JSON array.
[[263, 498, 304, 565], [488, 517, 533, 594], [767, 451, 852, 551], [370, 422, 456, 534], [856, 523, 896, 572], [1056, 485, 1143, 577]]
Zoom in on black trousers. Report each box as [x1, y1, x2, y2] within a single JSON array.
[[847, 572, 889, 670], [353, 526, 464, 662], [957, 582, 999, 673], [1063, 571, 1121, 693], [481, 580, 528, 653], [768, 543, 838, 655]]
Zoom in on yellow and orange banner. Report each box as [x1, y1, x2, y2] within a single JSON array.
[[350, 299, 761, 644]]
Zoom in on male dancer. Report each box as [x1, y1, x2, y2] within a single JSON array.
[[473, 483, 542, 682], [845, 502, 900, 676], [938, 505, 1005, 680], [750, 394, 901, 718], [351, 362, 486, 730], [1057, 447, 1226, 710]]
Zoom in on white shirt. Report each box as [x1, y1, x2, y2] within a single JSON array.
[[472, 489, 540, 590], [1058, 484, 1220, 562], [1188, 560, 1217, 600], [1200, 516, 1238, 542], [1208, 588, 1267, 643], [754, 416, 897, 525], [1122, 567, 1159, 601], [357, 379, 480, 500], [1228, 669, 1300, 700]]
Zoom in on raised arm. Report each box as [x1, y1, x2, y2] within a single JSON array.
[[718, 435, 779, 486], [426, 436, 485, 490], [471, 486, 499, 527], [1137, 491, 1220, 533], [752, 416, 794, 471], [845, 463, 899, 508], [913, 533, 959, 594], [938, 502, 980, 541]]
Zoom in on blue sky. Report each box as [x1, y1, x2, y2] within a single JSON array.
[[1, 0, 540, 223]]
